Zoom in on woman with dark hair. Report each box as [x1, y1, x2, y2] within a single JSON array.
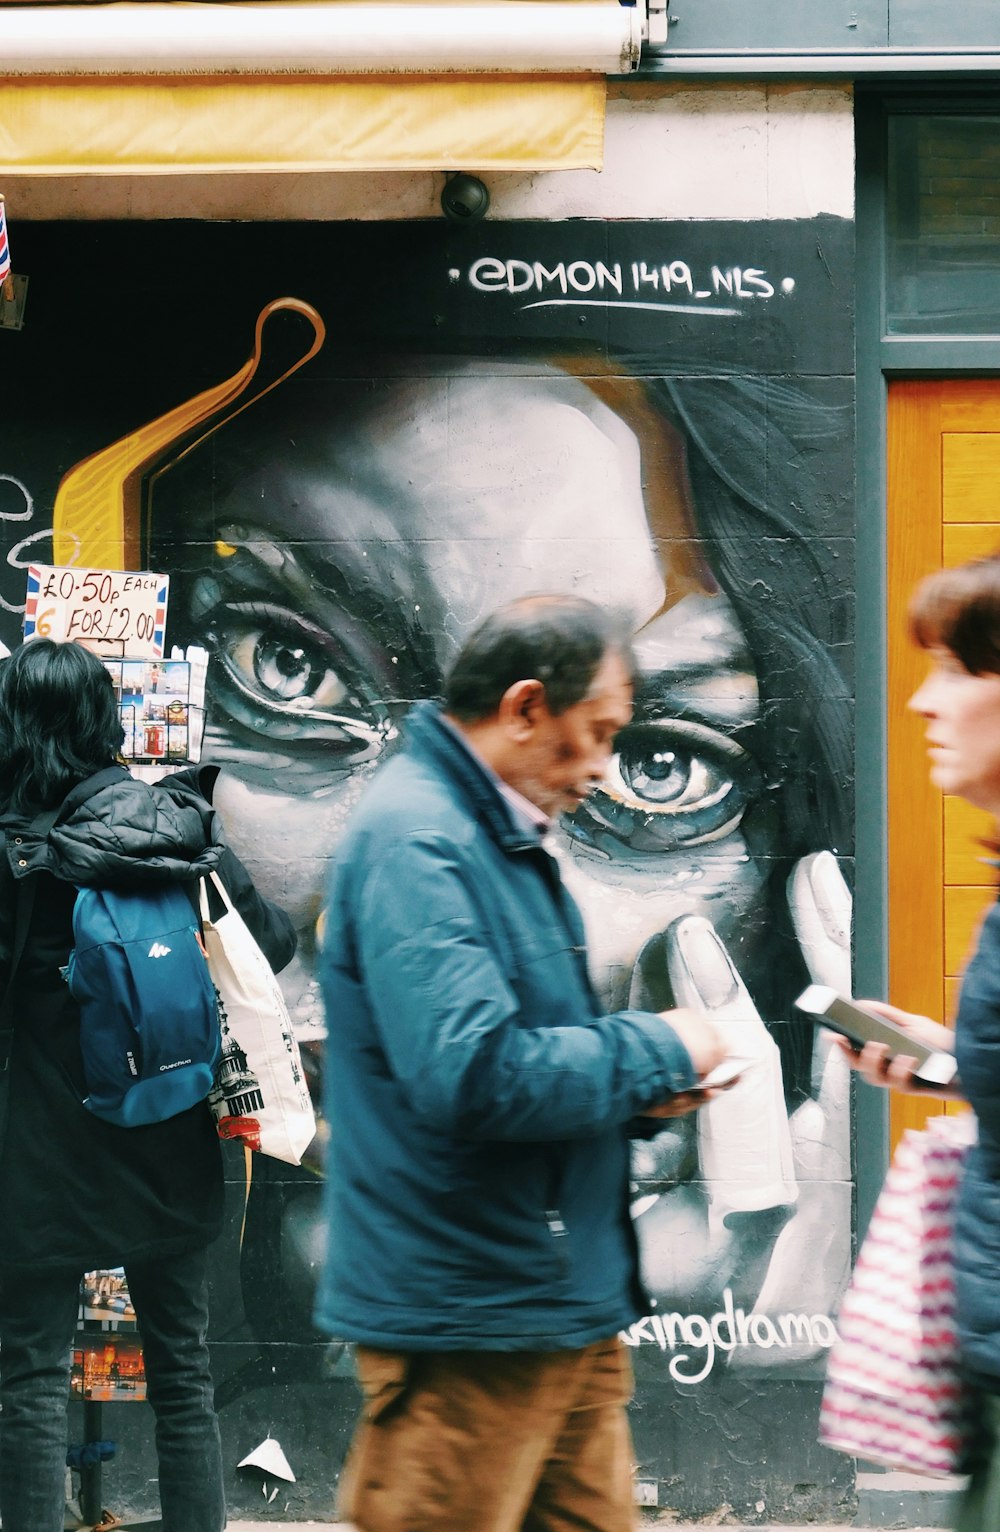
[[848, 552, 1000, 1530], [0, 639, 125, 813], [0, 638, 295, 1532]]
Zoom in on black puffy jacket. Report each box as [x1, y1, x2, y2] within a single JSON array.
[[0, 763, 295, 1271]]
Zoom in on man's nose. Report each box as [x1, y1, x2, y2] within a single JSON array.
[[590, 749, 612, 779]]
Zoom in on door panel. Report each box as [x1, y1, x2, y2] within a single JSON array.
[[945, 887, 992, 975], [944, 524, 1000, 563], [887, 381, 1000, 1146], [942, 435, 1000, 520], [944, 797, 994, 885]]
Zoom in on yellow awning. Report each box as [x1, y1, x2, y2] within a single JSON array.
[[0, 0, 640, 173], [0, 73, 606, 174]]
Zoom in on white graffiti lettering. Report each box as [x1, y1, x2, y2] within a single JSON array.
[[469, 258, 628, 296], [0, 475, 69, 614], [465, 257, 786, 318], [619, 1288, 837, 1385]]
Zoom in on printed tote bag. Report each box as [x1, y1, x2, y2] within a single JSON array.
[[819, 1111, 977, 1477], [201, 871, 316, 1166]]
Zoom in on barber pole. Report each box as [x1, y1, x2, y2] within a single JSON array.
[[0, 197, 11, 301]]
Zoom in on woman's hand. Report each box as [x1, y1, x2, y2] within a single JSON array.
[[832, 999, 964, 1099], [858, 999, 956, 1052]]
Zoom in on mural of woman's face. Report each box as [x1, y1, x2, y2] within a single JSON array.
[[168, 374, 761, 1009], [152, 363, 851, 1322]]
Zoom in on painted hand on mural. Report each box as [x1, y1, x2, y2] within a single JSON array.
[[629, 852, 851, 1318], [734, 853, 853, 1362]]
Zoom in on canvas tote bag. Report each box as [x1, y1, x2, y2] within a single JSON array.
[[819, 1111, 977, 1477], [200, 871, 316, 1166]]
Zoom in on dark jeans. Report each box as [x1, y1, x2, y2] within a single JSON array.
[[0, 1247, 226, 1532]]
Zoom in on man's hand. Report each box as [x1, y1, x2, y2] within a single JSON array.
[[641, 1085, 730, 1120], [636, 1010, 727, 1120], [657, 1007, 726, 1078]]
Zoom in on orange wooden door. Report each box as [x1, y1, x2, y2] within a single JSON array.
[[887, 380, 1000, 1147]]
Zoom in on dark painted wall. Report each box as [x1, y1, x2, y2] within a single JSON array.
[[3, 217, 856, 1522]]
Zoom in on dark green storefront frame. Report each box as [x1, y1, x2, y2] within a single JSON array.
[[854, 85, 1000, 1242]]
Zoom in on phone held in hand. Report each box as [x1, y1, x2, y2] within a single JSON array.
[[794, 984, 958, 1088], [680, 1054, 757, 1100], [636, 1054, 754, 1119], [698, 1054, 753, 1091]]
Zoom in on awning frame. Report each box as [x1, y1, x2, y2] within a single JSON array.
[[0, 1, 648, 77]]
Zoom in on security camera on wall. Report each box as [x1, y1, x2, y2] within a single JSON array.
[[441, 174, 490, 223]]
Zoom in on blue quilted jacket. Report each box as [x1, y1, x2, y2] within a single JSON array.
[[314, 703, 697, 1351], [954, 900, 1000, 1391]]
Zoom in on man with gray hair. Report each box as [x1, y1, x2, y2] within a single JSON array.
[[315, 594, 730, 1532]]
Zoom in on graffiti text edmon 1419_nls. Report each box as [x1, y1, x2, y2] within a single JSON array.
[[457, 257, 796, 317]]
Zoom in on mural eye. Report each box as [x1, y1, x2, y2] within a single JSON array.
[[231, 630, 347, 710], [568, 721, 756, 854], [205, 600, 392, 757], [616, 741, 702, 807]]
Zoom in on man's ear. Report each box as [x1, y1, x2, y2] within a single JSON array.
[[498, 679, 547, 741]]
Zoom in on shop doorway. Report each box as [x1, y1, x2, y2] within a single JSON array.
[[887, 379, 1000, 1145]]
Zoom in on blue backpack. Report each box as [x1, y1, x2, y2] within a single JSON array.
[[65, 882, 221, 1128]]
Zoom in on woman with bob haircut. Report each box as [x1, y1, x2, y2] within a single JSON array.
[[0, 638, 295, 1532], [849, 551, 1000, 1530]]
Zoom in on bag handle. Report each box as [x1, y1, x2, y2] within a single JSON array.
[[199, 869, 237, 925], [200, 876, 235, 919]]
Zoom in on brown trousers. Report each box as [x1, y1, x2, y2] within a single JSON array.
[[338, 1337, 637, 1532]]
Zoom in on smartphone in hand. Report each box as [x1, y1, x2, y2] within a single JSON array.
[[794, 985, 958, 1088], [698, 1055, 753, 1091], [678, 1054, 757, 1101]]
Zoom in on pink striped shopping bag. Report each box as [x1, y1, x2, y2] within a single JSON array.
[[819, 1113, 977, 1477]]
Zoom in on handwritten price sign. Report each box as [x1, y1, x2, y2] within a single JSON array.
[[24, 566, 169, 658]]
